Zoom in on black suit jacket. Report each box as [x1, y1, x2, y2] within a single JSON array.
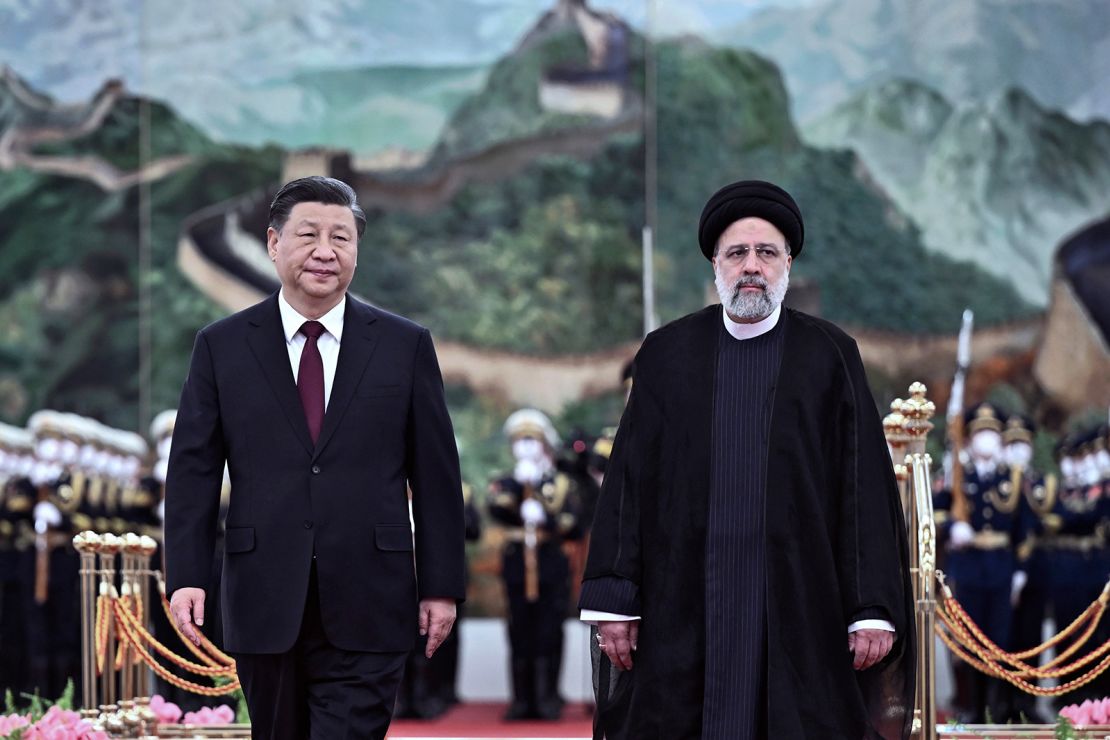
[[165, 293, 465, 654]]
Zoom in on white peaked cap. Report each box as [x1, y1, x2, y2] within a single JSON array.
[[503, 408, 560, 448]]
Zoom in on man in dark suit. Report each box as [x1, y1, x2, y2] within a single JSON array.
[[164, 176, 465, 739]]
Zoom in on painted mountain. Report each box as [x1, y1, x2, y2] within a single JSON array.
[[0, 65, 278, 426], [807, 80, 1110, 305], [717, 0, 1110, 124], [217, 26, 1033, 347]]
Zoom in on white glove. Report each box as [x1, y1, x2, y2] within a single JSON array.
[[153, 458, 168, 484], [949, 521, 974, 549], [1011, 570, 1028, 607], [33, 501, 62, 529], [514, 459, 543, 486], [521, 498, 547, 526], [29, 461, 56, 486]]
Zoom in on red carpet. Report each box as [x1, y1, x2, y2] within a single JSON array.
[[388, 702, 593, 738]]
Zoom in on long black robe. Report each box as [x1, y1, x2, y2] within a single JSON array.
[[582, 305, 915, 740]]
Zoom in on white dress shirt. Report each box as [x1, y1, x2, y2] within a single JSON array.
[[581, 304, 894, 634], [277, 290, 345, 411]]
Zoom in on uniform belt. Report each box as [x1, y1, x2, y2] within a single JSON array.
[[971, 531, 1011, 549], [1052, 535, 1104, 552], [503, 528, 551, 544]]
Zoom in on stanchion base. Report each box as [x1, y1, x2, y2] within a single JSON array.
[[157, 725, 252, 738], [940, 724, 1110, 738]]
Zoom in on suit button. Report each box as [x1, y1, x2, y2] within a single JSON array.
[[303, 520, 313, 529], [311, 465, 321, 474]]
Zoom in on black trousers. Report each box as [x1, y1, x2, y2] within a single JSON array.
[[232, 566, 406, 740]]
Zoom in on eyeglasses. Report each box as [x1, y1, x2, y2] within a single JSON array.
[[717, 245, 786, 264]]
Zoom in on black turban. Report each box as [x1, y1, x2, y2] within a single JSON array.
[[697, 180, 804, 260]]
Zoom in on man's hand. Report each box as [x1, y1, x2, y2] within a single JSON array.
[[169, 587, 206, 647], [420, 598, 456, 659], [848, 628, 894, 671], [598, 620, 639, 672]]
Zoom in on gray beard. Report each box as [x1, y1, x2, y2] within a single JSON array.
[[714, 267, 790, 320]]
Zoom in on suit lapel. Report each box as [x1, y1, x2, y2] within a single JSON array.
[[246, 294, 315, 456], [312, 297, 381, 461]]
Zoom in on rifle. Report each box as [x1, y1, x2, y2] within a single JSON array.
[[946, 309, 973, 522]]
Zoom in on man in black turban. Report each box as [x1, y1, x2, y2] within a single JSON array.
[[580, 180, 915, 739]]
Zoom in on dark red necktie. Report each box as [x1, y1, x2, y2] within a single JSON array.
[[297, 321, 326, 444]]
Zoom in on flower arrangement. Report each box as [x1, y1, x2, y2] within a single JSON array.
[[1057, 697, 1110, 736], [141, 695, 236, 727], [0, 705, 107, 739], [2, 687, 236, 739], [147, 694, 182, 725]]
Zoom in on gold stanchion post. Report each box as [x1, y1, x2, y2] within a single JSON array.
[[73, 531, 101, 720], [902, 383, 936, 740], [883, 397, 910, 517], [118, 533, 143, 737], [134, 534, 159, 735], [97, 533, 126, 736], [912, 453, 937, 740]]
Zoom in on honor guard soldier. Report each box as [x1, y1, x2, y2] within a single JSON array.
[[66, 416, 100, 537], [25, 410, 83, 700], [1003, 413, 1054, 722], [148, 410, 191, 708], [115, 430, 158, 540], [396, 480, 482, 719], [1048, 427, 1110, 706], [146, 409, 233, 713], [149, 408, 177, 529], [71, 417, 116, 537], [145, 409, 178, 546], [489, 409, 584, 720], [935, 402, 1030, 723], [100, 429, 131, 536], [438, 481, 483, 709], [0, 423, 36, 698]]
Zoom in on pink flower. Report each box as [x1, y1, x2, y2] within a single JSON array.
[[183, 707, 213, 725], [0, 713, 31, 736], [182, 705, 234, 726], [0, 705, 112, 740], [1061, 698, 1097, 727], [149, 694, 182, 724]]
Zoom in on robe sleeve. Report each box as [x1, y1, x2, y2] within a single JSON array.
[[834, 336, 917, 740], [834, 337, 911, 637], [579, 363, 659, 614]]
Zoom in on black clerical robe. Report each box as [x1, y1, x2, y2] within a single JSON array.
[[581, 305, 915, 740]]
